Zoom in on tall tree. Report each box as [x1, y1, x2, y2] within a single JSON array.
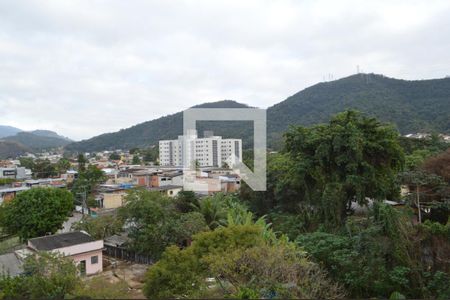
[[32, 159, 57, 179], [0, 252, 79, 299], [132, 154, 141, 165], [144, 224, 343, 299], [71, 164, 106, 197], [118, 189, 207, 258], [283, 110, 404, 226], [0, 188, 73, 240], [77, 154, 87, 172], [109, 152, 121, 160], [56, 158, 71, 174]]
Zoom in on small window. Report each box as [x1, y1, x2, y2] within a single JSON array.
[[91, 255, 99, 264]]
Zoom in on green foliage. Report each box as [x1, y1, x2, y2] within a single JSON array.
[[268, 74, 450, 148], [71, 165, 106, 197], [142, 147, 159, 163], [144, 224, 343, 299], [0, 141, 29, 159], [66, 100, 252, 152], [2, 132, 71, 152], [32, 159, 57, 178], [144, 245, 204, 299], [0, 236, 20, 256], [0, 179, 14, 186], [0, 252, 79, 299], [109, 152, 120, 160], [129, 148, 140, 155], [0, 188, 73, 241], [71, 215, 124, 240], [56, 158, 71, 174], [19, 157, 35, 170], [295, 203, 447, 298], [398, 135, 450, 156], [194, 195, 227, 229], [419, 219, 450, 239], [77, 154, 87, 172], [71, 276, 130, 299], [118, 189, 208, 258], [86, 195, 99, 208], [174, 191, 199, 213], [275, 111, 404, 227], [405, 149, 433, 170], [67, 75, 450, 153], [131, 154, 141, 165], [423, 271, 450, 299]]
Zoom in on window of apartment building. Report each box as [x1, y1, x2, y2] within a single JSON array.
[[91, 255, 99, 264]]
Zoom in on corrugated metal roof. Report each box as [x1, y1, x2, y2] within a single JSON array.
[[28, 231, 95, 251]]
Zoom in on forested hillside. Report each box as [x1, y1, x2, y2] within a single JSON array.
[[0, 125, 22, 139], [0, 141, 29, 159], [66, 101, 255, 151], [268, 73, 450, 140], [2, 132, 72, 151], [66, 74, 450, 152]]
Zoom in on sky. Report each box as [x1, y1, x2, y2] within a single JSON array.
[[1, 0, 450, 141]]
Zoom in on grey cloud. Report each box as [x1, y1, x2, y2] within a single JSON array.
[[0, 0, 449, 140]]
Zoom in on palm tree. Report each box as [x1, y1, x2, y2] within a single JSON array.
[[195, 196, 227, 229]]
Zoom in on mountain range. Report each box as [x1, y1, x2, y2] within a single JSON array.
[[0, 130, 72, 158], [0, 125, 22, 139], [66, 73, 450, 152]]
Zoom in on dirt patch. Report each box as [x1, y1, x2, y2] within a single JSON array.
[[91, 257, 149, 299]]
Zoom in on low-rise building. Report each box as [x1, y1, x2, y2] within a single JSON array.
[[148, 185, 183, 197], [27, 231, 104, 276], [0, 167, 31, 180], [0, 186, 29, 204], [97, 184, 133, 209]]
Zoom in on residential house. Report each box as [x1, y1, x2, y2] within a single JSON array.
[[148, 185, 183, 197], [97, 184, 133, 209], [0, 186, 29, 204], [27, 231, 104, 275]]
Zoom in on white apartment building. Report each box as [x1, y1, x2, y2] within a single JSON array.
[[159, 131, 242, 167]]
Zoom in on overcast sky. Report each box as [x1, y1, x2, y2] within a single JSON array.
[[1, 0, 450, 140]]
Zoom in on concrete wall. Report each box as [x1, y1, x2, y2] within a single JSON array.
[[70, 249, 103, 275], [102, 193, 125, 209]]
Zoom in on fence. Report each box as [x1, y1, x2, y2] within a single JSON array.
[[103, 244, 153, 265]]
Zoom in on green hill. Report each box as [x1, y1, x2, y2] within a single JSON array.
[[3, 131, 72, 151], [66, 100, 253, 152], [30, 130, 72, 141], [0, 141, 30, 159], [0, 125, 22, 139], [65, 74, 450, 152], [268, 73, 450, 138]]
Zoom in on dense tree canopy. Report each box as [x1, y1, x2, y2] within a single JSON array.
[[71, 164, 107, 199], [118, 189, 208, 258], [0, 188, 73, 240], [144, 223, 343, 299], [0, 252, 79, 299]]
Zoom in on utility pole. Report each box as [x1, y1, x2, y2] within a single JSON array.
[[416, 184, 422, 223], [77, 187, 87, 215]]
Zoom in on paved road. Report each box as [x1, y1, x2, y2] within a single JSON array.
[[59, 212, 83, 233]]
